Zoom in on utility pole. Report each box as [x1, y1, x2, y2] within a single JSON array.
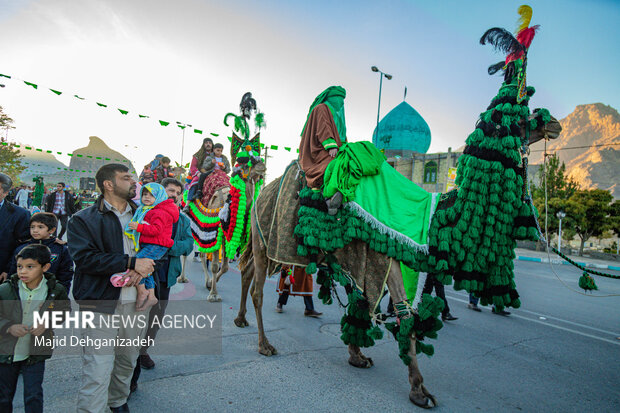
[[262, 146, 272, 182]]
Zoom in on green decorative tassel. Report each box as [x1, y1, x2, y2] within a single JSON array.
[[578, 272, 598, 291]]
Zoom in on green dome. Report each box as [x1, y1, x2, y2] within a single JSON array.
[[372, 101, 431, 154]]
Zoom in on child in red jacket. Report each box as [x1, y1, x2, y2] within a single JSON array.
[[110, 183, 179, 310]]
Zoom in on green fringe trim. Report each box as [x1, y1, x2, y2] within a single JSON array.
[[295, 187, 422, 269]]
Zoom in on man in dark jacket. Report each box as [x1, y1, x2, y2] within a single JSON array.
[[0, 173, 30, 283], [44, 182, 76, 240], [68, 164, 155, 413]]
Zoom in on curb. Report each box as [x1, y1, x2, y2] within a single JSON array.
[[516, 256, 620, 271]]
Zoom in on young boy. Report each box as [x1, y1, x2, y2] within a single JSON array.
[[0, 244, 70, 413], [9, 212, 74, 294], [139, 164, 155, 184], [212, 143, 231, 174], [154, 156, 173, 183]]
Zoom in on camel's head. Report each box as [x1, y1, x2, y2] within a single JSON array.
[[524, 111, 561, 145]]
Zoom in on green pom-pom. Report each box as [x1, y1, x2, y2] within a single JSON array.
[[306, 262, 317, 274], [578, 272, 598, 291]]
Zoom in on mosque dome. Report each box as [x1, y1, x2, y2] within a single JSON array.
[[372, 101, 431, 154]]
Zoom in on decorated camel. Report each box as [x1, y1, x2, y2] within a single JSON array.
[[234, 6, 560, 408], [183, 92, 266, 301]]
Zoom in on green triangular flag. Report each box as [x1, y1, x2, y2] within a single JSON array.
[[296, 149, 300, 153], [24, 81, 38, 89], [74, 95, 85, 100], [0, 74, 10, 78], [193, 129, 203, 134], [260, 143, 265, 148], [96, 102, 107, 108], [227, 136, 232, 142], [284, 147, 291, 152], [270, 145, 278, 150], [159, 120, 170, 126], [178, 125, 186, 130], [210, 133, 219, 137], [50, 89, 62, 95], [118, 109, 129, 115], [139, 114, 149, 118]]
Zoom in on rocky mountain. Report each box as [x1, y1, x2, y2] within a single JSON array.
[[529, 103, 620, 198], [69, 136, 136, 176], [18, 136, 136, 188]]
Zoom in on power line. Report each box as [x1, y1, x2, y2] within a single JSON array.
[[531, 142, 620, 153]]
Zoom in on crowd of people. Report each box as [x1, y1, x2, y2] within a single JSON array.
[[0, 167, 195, 413], [0, 134, 256, 412]]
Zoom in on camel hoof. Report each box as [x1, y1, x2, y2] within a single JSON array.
[[348, 355, 374, 369], [233, 317, 249, 328], [409, 388, 437, 409], [177, 277, 188, 283], [258, 343, 278, 356], [207, 294, 222, 302]]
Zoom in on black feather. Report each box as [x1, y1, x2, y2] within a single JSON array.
[[487, 61, 506, 75], [480, 27, 523, 55]]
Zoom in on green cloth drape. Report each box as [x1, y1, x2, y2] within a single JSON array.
[[323, 141, 385, 201]]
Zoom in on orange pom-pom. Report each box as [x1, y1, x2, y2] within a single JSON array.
[[245, 145, 252, 152]]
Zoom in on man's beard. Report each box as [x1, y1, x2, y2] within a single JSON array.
[[113, 183, 136, 201]]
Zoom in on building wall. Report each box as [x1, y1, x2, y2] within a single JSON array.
[[388, 148, 463, 193]]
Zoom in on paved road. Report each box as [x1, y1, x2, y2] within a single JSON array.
[[15, 259, 620, 412]]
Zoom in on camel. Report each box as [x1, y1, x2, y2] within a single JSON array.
[[182, 161, 267, 303], [233, 92, 559, 410]]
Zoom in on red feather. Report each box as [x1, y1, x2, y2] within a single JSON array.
[[516, 25, 539, 49]]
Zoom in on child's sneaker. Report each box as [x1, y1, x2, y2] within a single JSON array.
[[110, 271, 131, 287]]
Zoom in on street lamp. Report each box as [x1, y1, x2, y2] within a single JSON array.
[[371, 66, 392, 147], [557, 211, 566, 252]]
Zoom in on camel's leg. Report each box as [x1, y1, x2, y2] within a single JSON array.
[[348, 344, 374, 368], [250, 226, 277, 356], [216, 255, 229, 282], [407, 336, 436, 408], [201, 253, 212, 290], [234, 257, 254, 328], [211, 248, 221, 277], [385, 261, 436, 408], [207, 249, 222, 302], [177, 254, 189, 283]]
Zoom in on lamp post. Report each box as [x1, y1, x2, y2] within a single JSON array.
[[371, 66, 392, 147], [557, 211, 566, 252]]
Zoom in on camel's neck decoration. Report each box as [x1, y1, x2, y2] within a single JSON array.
[[413, 5, 551, 311]]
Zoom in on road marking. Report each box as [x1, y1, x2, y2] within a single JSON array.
[[448, 290, 620, 337], [445, 294, 620, 346]]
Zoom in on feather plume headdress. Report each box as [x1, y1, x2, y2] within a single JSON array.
[[480, 5, 539, 102]]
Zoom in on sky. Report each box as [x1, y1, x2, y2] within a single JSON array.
[[1, 0, 619, 182]]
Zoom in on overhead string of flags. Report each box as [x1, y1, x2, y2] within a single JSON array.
[[0, 72, 299, 154]]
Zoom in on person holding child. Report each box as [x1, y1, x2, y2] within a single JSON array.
[[111, 182, 179, 311], [8, 212, 74, 294], [188, 142, 231, 204], [68, 163, 157, 413], [0, 244, 71, 413], [186, 137, 214, 202]]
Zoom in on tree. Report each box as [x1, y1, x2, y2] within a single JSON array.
[[531, 153, 579, 241], [564, 189, 613, 256], [0, 106, 24, 183]]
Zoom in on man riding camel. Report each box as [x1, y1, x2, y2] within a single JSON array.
[[298, 86, 346, 214]]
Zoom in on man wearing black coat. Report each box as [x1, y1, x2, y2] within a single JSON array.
[[44, 182, 76, 240], [68, 164, 155, 413], [0, 173, 30, 283]]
